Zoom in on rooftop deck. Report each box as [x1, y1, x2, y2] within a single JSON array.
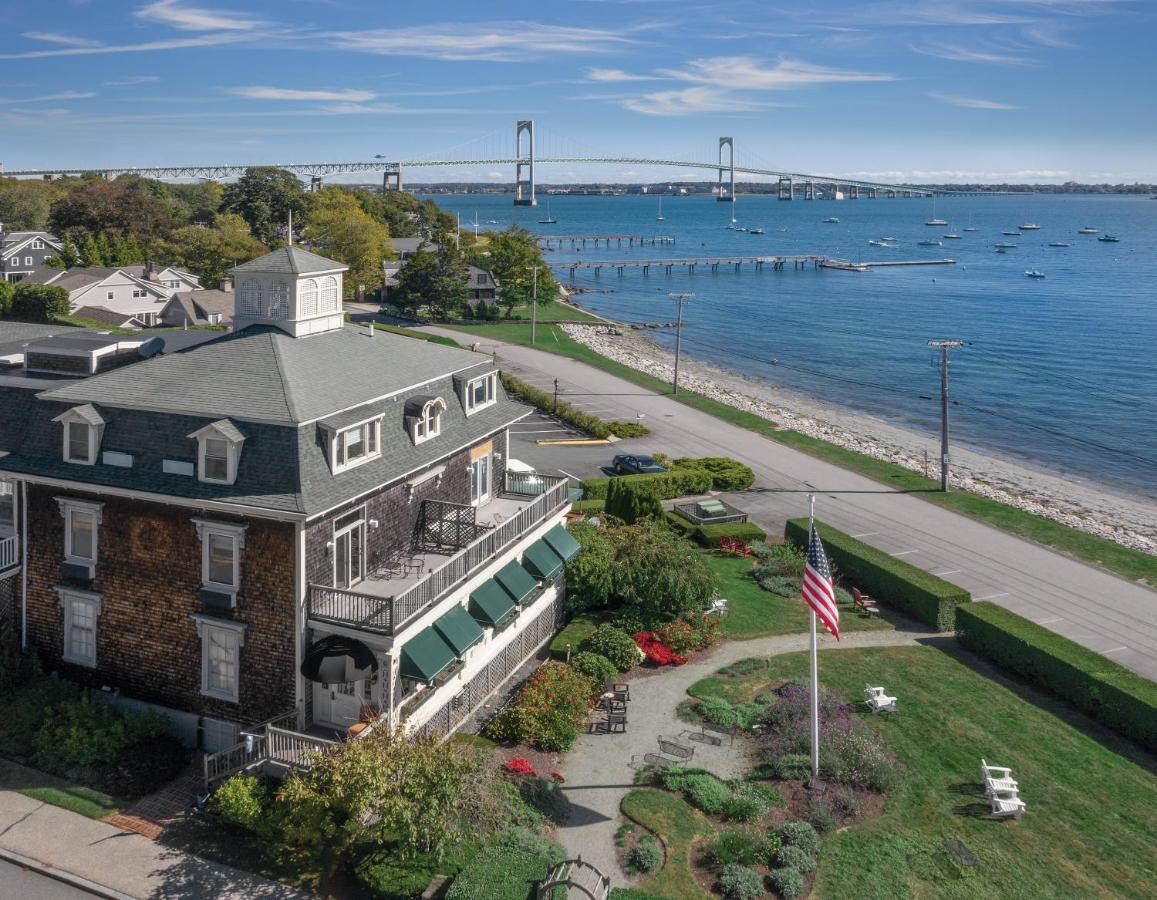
[[308, 474, 569, 636]]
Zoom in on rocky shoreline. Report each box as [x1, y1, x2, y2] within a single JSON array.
[[559, 323, 1157, 556]]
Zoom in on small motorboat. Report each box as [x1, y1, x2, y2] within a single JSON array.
[[996, 248, 1007, 254], [1025, 270, 1045, 278], [994, 241, 1017, 248], [823, 216, 840, 224], [944, 233, 961, 239], [1002, 230, 1020, 236], [918, 239, 942, 247], [963, 225, 977, 232], [1078, 227, 1098, 234], [1019, 223, 1041, 231], [868, 239, 896, 247], [1098, 234, 1120, 242], [881, 236, 899, 242], [749, 227, 765, 235], [1048, 242, 1071, 248], [487, 219, 498, 224]]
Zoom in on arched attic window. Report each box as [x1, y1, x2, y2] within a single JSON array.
[[405, 396, 445, 445], [320, 276, 339, 312], [300, 278, 319, 316], [239, 280, 261, 317]]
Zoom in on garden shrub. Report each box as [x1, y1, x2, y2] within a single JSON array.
[[699, 696, 740, 727], [768, 866, 806, 899], [611, 520, 717, 626], [709, 829, 760, 866], [717, 863, 764, 900], [683, 774, 731, 815], [721, 794, 762, 823], [500, 372, 645, 440], [828, 785, 864, 821], [956, 601, 1157, 751], [484, 704, 537, 745], [605, 476, 666, 524], [779, 821, 821, 856], [693, 522, 767, 548], [652, 620, 698, 656], [721, 779, 782, 822], [212, 773, 272, 833], [663, 510, 694, 537], [581, 477, 612, 501], [102, 734, 188, 797], [569, 651, 619, 685], [609, 421, 650, 439], [766, 753, 811, 780], [578, 625, 639, 672], [752, 571, 801, 598], [633, 632, 686, 667], [0, 631, 38, 693], [753, 542, 806, 576], [0, 677, 78, 761], [758, 833, 783, 868], [34, 693, 167, 770], [806, 801, 837, 834], [819, 725, 899, 792], [776, 845, 817, 873], [785, 518, 970, 630], [445, 827, 565, 900], [483, 662, 596, 752], [627, 836, 663, 874], [11, 283, 69, 322], [566, 523, 617, 614], [671, 457, 755, 491]]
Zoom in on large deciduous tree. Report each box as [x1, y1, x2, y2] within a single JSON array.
[[0, 178, 61, 231], [388, 243, 468, 319], [11, 283, 69, 322], [220, 166, 308, 246], [155, 213, 267, 285], [47, 179, 174, 246], [475, 226, 558, 317], [301, 187, 393, 298]]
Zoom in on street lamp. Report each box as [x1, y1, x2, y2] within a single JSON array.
[[667, 292, 694, 395], [531, 266, 539, 344]]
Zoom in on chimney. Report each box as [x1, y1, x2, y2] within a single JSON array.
[[219, 278, 233, 292], [144, 260, 155, 281]]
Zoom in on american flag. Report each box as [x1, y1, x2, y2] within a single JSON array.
[[802, 523, 840, 640]]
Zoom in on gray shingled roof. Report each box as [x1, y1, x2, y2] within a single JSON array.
[[38, 325, 504, 426], [232, 246, 348, 276]]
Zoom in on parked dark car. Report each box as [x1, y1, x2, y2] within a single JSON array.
[[612, 454, 668, 475]]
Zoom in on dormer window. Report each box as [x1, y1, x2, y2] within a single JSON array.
[[188, 419, 245, 485], [53, 405, 105, 466], [466, 373, 497, 414], [405, 396, 444, 445], [331, 417, 382, 473]]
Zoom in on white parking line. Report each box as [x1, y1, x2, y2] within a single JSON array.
[[851, 532, 879, 538], [891, 550, 919, 557], [934, 569, 962, 577], [974, 592, 1010, 601], [510, 429, 573, 434], [1104, 646, 1128, 654], [1035, 617, 1064, 625], [557, 468, 581, 482]]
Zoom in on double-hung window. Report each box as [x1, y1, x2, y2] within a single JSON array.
[[189, 420, 244, 485], [332, 418, 381, 473], [466, 373, 496, 414], [57, 588, 101, 668], [193, 519, 247, 600], [193, 615, 246, 703], [54, 405, 104, 465], [67, 422, 91, 463], [57, 497, 102, 578], [203, 438, 230, 482]]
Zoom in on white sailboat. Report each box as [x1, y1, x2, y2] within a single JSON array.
[[656, 196, 664, 222], [537, 200, 556, 225], [925, 197, 947, 227]]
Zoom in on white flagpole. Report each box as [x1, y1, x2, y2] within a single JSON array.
[[808, 493, 821, 785]]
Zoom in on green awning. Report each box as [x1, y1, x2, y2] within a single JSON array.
[[522, 539, 564, 581], [495, 559, 538, 606], [470, 579, 517, 627], [399, 627, 456, 684], [543, 523, 582, 563], [433, 604, 485, 656]]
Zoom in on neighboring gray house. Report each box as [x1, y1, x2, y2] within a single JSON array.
[[159, 284, 236, 328], [22, 264, 202, 326], [466, 264, 499, 306], [1, 229, 62, 282]]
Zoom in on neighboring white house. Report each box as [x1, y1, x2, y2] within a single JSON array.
[[23, 264, 202, 326]]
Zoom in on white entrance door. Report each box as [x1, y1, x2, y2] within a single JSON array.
[[312, 679, 365, 729], [334, 521, 365, 590], [470, 454, 490, 506]]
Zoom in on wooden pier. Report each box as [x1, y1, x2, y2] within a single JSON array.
[[536, 234, 676, 249], [560, 255, 825, 276]]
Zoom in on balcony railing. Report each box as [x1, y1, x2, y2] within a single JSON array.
[[0, 535, 18, 572], [308, 474, 569, 635]]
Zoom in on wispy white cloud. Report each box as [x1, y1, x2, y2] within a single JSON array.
[[326, 22, 637, 62], [623, 86, 766, 116], [103, 75, 161, 86], [22, 31, 102, 48], [230, 86, 377, 101], [0, 91, 96, 105], [661, 56, 894, 89], [911, 43, 1035, 65], [0, 32, 245, 59], [135, 0, 266, 32], [584, 67, 660, 82], [1022, 23, 1077, 47], [927, 91, 1019, 109]]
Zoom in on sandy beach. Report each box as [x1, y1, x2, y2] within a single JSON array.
[[558, 322, 1157, 556]]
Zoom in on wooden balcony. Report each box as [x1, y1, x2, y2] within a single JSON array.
[[308, 474, 569, 636]]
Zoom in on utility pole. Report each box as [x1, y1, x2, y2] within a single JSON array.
[[927, 339, 965, 491], [531, 266, 539, 345], [668, 292, 694, 395]]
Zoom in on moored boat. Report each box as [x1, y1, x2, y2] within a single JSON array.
[[1025, 270, 1045, 278], [1048, 242, 1071, 247], [995, 241, 1017, 248], [1078, 227, 1098, 234], [1019, 223, 1041, 231], [1098, 234, 1120, 242]]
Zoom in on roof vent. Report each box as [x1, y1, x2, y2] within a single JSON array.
[[138, 337, 165, 359]]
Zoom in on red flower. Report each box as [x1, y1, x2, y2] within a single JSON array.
[[505, 757, 536, 776]]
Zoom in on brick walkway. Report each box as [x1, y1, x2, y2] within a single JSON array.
[[103, 764, 202, 840]]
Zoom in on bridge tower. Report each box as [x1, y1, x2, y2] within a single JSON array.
[[514, 119, 536, 206], [778, 177, 794, 201], [383, 166, 403, 193], [310, 175, 324, 192], [716, 137, 734, 202]]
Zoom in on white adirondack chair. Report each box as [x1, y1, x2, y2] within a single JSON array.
[[865, 692, 897, 713], [864, 684, 887, 699], [990, 791, 1026, 819]]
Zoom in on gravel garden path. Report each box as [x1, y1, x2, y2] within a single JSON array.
[[553, 627, 932, 887]]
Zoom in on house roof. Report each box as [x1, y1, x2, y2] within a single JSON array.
[[38, 324, 500, 426], [73, 306, 144, 328], [163, 289, 234, 325], [0, 231, 61, 257], [391, 238, 424, 254], [233, 246, 347, 276]]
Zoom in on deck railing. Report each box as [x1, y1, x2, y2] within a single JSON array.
[[267, 726, 336, 767], [0, 535, 18, 571], [308, 475, 569, 635], [202, 713, 335, 787], [203, 734, 267, 787]]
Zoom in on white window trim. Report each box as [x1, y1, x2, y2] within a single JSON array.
[[465, 373, 497, 415], [192, 614, 247, 703], [330, 416, 382, 474], [56, 587, 102, 668], [54, 409, 104, 466], [411, 399, 444, 445], [56, 497, 103, 576], [192, 519, 247, 597], [195, 432, 242, 485]]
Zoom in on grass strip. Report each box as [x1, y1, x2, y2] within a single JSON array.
[[17, 785, 119, 819], [444, 321, 1155, 586], [620, 788, 716, 900]]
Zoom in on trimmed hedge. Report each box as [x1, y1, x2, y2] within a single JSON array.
[[602, 469, 716, 524], [582, 477, 612, 501], [571, 498, 605, 514], [785, 518, 970, 630], [694, 522, 767, 547], [500, 372, 649, 439], [956, 602, 1157, 751]]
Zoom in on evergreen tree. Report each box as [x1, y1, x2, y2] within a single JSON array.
[[58, 235, 80, 268], [78, 233, 102, 267], [94, 232, 113, 267], [112, 234, 144, 265]]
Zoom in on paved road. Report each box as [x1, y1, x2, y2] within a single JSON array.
[[0, 858, 95, 898], [432, 326, 1157, 681]]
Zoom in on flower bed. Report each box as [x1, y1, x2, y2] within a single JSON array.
[[484, 662, 599, 752], [633, 632, 687, 667]]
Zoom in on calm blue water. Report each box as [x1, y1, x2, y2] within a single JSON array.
[[428, 193, 1157, 499]]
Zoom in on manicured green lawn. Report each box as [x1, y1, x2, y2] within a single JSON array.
[[706, 552, 893, 640], [691, 645, 1157, 899], [0, 760, 119, 819], [620, 788, 716, 900], [443, 323, 1155, 587], [549, 610, 613, 660]]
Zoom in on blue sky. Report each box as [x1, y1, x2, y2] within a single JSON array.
[[1, 0, 1154, 183]]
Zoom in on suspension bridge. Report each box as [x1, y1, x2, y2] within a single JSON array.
[[0, 119, 939, 201]]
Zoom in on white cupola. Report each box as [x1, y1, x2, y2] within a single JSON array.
[[231, 247, 348, 337]]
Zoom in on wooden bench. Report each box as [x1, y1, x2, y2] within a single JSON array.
[[853, 587, 879, 615], [719, 536, 752, 557]]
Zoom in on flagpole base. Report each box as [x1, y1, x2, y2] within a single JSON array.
[[806, 777, 828, 793]]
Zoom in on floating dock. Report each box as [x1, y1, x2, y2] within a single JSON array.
[[535, 234, 676, 249], [555, 255, 955, 276]]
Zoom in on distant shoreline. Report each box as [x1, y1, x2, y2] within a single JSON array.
[[556, 321, 1156, 555]]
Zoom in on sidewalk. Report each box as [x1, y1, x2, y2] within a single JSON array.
[[0, 791, 304, 899]]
